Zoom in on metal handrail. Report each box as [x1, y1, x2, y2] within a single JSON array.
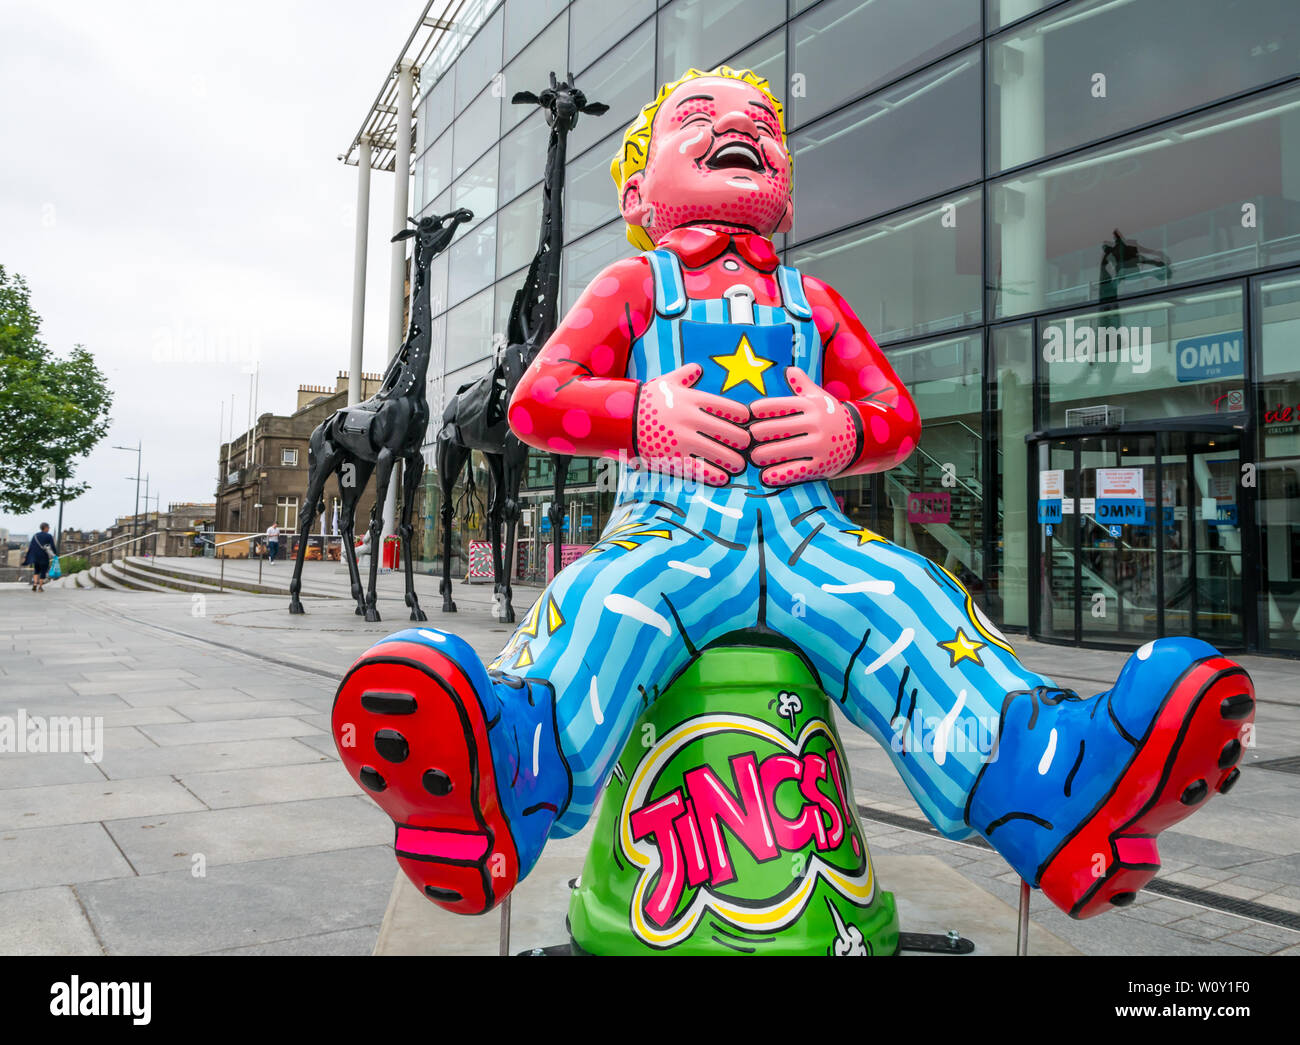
[[198, 530, 343, 592], [79, 530, 161, 565], [63, 529, 156, 558]]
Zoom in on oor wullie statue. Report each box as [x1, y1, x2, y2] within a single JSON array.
[[333, 67, 1255, 930]]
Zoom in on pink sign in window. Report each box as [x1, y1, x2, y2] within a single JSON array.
[[907, 491, 951, 525]]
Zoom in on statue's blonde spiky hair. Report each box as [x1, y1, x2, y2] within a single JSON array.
[[609, 65, 788, 251]]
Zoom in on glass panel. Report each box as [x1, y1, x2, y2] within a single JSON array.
[[989, 0, 1300, 174], [502, 11, 569, 131], [874, 332, 986, 595], [1042, 287, 1245, 427], [453, 89, 502, 179], [498, 185, 543, 281], [425, 313, 448, 418], [498, 109, 550, 203], [421, 75, 456, 149], [448, 218, 499, 306], [504, 0, 567, 62], [991, 323, 1033, 628], [568, 23, 655, 160], [445, 288, 496, 372], [1038, 440, 1079, 641], [728, 29, 784, 99], [455, 7, 504, 113], [790, 48, 981, 243], [1077, 435, 1160, 647], [565, 133, 621, 242], [789, 189, 982, 345], [1257, 272, 1300, 654], [495, 277, 520, 343], [657, 0, 785, 78], [428, 249, 450, 320], [990, 83, 1300, 319], [790, 0, 979, 128], [419, 132, 454, 212], [425, 0, 500, 85], [570, 0, 654, 74], [1189, 435, 1244, 649], [986, 0, 1055, 31], [563, 221, 632, 310], [452, 147, 499, 232]]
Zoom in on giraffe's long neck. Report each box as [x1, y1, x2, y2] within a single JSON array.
[[394, 240, 433, 397], [530, 121, 568, 343]]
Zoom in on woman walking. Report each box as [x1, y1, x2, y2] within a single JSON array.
[[24, 523, 58, 592]]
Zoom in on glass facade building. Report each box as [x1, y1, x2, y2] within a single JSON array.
[[404, 0, 1300, 655]]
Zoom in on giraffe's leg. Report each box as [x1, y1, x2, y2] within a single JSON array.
[[289, 447, 338, 615], [364, 448, 395, 623], [339, 460, 373, 615], [400, 449, 427, 622], [548, 454, 571, 580], [500, 436, 528, 624], [437, 435, 467, 613], [485, 451, 509, 623]]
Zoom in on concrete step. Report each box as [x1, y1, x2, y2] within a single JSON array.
[[100, 561, 173, 593], [123, 557, 335, 599], [87, 564, 130, 592], [117, 558, 230, 596]]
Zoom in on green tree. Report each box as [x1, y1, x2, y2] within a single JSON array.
[[0, 265, 113, 513]]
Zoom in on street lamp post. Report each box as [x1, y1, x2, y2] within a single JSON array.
[[113, 442, 142, 556]]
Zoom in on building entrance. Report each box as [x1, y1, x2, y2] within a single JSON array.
[[1032, 430, 1245, 650]]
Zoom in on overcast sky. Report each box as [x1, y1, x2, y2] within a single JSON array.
[[1, 0, 421, 537]]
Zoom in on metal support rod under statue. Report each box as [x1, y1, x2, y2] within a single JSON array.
[[1016, 879, 1031, 955]]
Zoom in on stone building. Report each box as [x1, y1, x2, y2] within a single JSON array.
[[216, 371, 383, 544]]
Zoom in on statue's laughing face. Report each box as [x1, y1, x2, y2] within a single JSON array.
[[620, 76, 793, 244]]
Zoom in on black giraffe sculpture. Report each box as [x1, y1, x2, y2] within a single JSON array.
[[288, 208, 474, 622], [436, 73, 605, 623]]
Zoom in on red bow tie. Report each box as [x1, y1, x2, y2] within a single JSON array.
[[657, 228, 780, 272]]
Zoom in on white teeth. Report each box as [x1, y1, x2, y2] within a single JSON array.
[[710, 142, 762, 168]]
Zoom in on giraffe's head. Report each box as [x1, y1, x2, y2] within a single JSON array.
[[512, 71, 608, 135], [393, 208, 474, 260]]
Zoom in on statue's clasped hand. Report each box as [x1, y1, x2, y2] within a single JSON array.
[[633, 363, 751, 487], [750, 366, 859, 487]]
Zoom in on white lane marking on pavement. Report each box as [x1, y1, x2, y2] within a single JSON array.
[[532, 723, 542, 777], [932, 689, 966, 768], [1038, 727, 1058, 775], [862, 628, 915, 676], [668, 559, 711, 578], [603, 594, 672, 637], [679, 129, 706, 153], [821, 580, 895, 595], [417, 629, 446, 643], [589, 677, 604, 726], [693, 495, 742, 519], [1137, 641, 1155, 661]]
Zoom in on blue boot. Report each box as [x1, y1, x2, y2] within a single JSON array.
[[966, 638, 1254, 918], [332, 626, 571, 914]]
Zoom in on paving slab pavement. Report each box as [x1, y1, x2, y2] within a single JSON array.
[[1, 577, 1298, 955]]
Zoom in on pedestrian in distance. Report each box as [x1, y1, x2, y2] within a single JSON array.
[[266, 522, 280, 563], [23, 523, 58, 592]]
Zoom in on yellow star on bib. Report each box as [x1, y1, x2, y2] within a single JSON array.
[[711, 334, 774, 394], [939, 628, 986, 668]]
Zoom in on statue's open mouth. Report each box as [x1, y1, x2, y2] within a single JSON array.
[[706, 140, 764, 173]]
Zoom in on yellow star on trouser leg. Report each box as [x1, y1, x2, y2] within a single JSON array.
[[938, 627, 986, 668], [844, 526, 888, 547], [711, 334, 774, 394]]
